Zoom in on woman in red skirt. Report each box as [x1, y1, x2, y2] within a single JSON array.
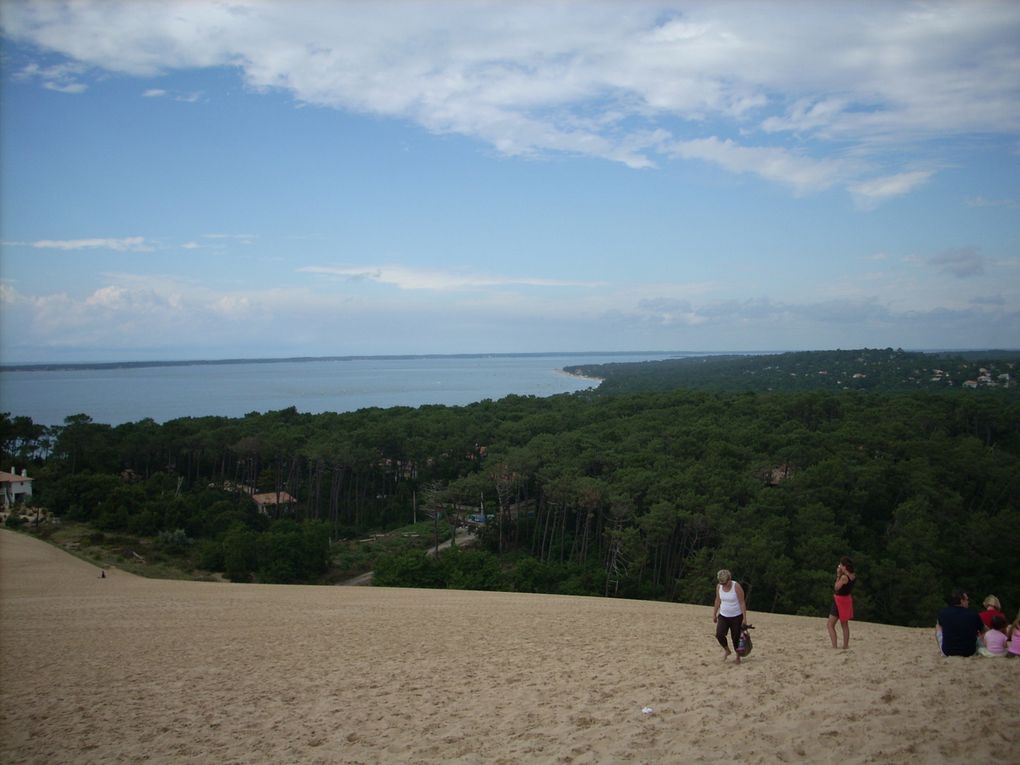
[[826, 557, 856, 649]]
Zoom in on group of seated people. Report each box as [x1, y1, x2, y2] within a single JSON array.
[[936, 591, 1020, 658]]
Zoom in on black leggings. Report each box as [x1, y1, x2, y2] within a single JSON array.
[[716, 613, 743, 650]]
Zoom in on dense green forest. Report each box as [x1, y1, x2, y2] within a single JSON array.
[[3, 348, 1018, 628], [566, 347, 1019, 395]]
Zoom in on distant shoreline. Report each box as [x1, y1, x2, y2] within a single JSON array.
[[0, 350, 741, 373], [4, 347, 1007, 374]]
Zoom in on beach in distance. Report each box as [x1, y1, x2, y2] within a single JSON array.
[[1, 530, 1015, 765]]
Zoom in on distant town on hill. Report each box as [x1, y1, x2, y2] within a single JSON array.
[[566, 348, 1020, 395]]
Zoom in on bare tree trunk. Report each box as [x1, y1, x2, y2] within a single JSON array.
[[559, 504, 568, 563], [569, 509, 582, 561], [308, 460, 317, 519], [580, 512, 593, 563], [531, 496, 544, 557], [539, 500, 553, 563], [329, 465, 344, 537]]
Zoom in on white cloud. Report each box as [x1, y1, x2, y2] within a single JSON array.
[[30, 237, 154, 252], [848, 170, 934, 209], [0, 282, 21, 305], [665, 137, 846, 193], [142, 87, 203, 102], [633, 298, 707, 326], [15, 61, 89, 93], [300, 265, 604, 291], [3, 1, 1018, 199], [84, 285, 130, 309], [43, 80, 88, 94], [212, 294, 253, 318], [203, 233, 257, 244]]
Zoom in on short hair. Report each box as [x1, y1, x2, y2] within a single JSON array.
[[983, 594, 1001, 610], [717, 569, 732, 583], [840, 556, 855, 573], [947, 589, 967, 606], [990, 614, 1007, 630]]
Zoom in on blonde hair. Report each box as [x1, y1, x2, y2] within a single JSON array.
[[983, 595, 1001, 610], [717, 569, 732, 584]]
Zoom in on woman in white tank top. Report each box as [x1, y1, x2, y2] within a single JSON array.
[[713, 569, 749, 664]]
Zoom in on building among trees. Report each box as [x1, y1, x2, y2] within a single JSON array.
[[0, 468, 33, 510]]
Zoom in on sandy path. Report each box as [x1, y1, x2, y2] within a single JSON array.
[[1, 529, 1016, 764]]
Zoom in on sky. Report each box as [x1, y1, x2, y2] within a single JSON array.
[[1, 0, 1019, 363]]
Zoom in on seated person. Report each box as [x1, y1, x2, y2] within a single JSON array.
[[978, 595, 1006, 629], [977, 614, 1008, 657], [935, 589, 984, 657], [1008, 609, 1020, 659]]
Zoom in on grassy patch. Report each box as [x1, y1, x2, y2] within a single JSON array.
[[325, 519, 453, 583], [12, 517, 454, 585], [15, 522, 220, 581]]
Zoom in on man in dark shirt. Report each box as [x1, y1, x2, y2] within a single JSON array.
[[936, 590, 984, 657]]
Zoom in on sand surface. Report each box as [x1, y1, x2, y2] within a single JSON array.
[[1, 529, 1016, 764]]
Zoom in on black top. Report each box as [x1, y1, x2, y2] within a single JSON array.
[[937, 606, 983, 656], [835, 575, 855, 596]]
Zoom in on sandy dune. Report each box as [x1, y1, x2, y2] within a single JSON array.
[[1, 529, 1016, 764]]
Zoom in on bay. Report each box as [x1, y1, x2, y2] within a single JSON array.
[[0, 352, 681, 426]]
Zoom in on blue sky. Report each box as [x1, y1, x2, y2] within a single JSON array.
[[1, 1, 1018, 363]]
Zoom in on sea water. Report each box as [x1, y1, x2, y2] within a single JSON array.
[[0, 352, 681, 426]]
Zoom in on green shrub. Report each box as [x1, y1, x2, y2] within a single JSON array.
[[512, 557, 557, 593], [195, 539, 224, 571], [374, 549, 443, 588], [155, 528, 193, 554], [441, 547, 506, 591]]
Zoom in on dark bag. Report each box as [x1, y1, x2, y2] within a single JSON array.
[[736, 624, 754, 656]]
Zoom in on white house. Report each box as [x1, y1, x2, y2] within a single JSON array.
[[0, 468, 33, 510]]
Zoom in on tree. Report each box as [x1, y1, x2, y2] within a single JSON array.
[[223, 525, 258, 582], [868, 498, 944, 626]]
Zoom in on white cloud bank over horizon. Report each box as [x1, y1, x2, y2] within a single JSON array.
[[4, 0, 1020, 203], [3, 260, 1017, 362], [300, 265, 606, 291]]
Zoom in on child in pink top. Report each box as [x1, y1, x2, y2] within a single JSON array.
[[978, 614, 1009, 657], [1008, 609, 1020, 658]]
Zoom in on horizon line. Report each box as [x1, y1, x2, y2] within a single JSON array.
[[2, 347, 1017, 373]]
